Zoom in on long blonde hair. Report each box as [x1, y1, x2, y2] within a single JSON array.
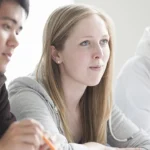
[[36, 4, 114, 144]]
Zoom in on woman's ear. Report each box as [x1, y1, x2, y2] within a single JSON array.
[[51, 45, 62, 64]]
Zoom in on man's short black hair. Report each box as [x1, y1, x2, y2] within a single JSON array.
[[0, 0, 29, 17]]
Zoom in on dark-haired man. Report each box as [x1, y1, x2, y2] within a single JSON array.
[[0, 1, 47, 150]]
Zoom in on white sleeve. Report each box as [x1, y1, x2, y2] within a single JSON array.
[[107, 105, 150, 150], [115, 58, 150, 134]]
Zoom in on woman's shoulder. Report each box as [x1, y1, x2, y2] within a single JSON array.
[[8, 74, 41, 93], [8, 73, 54, 106]]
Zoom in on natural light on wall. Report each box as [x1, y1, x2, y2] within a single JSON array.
[[5, 0, 74, 86]]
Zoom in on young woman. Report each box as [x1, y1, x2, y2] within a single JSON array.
[[8, 4, 150, 150]]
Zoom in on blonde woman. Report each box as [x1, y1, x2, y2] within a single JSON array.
[[8, 4, 150, 150]]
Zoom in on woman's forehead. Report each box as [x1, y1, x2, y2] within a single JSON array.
[[68, 15, 109, 39]]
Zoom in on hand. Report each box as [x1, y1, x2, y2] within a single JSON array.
[[0, 119, 45, 150], [39, 144, 50, 150]]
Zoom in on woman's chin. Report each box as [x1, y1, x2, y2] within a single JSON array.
[[87, 79, 102, 87]]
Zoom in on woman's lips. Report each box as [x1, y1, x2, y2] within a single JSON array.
[[89, 65, 103, 71]]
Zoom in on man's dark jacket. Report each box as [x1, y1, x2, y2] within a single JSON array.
[[0, 73, 16, 138]]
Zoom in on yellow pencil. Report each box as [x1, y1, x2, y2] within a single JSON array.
[[42, 135, 56, 150]]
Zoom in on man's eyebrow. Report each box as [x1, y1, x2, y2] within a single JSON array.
[[0, 16, 23, 30]]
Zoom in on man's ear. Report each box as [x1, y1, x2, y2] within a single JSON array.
[[51, 45, 62, 64]]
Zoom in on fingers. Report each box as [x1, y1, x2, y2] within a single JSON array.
[[12, 119, 44, 130], [39, 144, 49, 150], [13, 122, 43, 137], [16, 133, 41, 147], [10, 119, 44, 137], [17, 143, 36, 150], [0, 118, 47, 150], [8, 119, 44, 148]]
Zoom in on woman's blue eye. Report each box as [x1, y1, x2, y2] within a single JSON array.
[[80, 40, 90, 46], [100, 39, 109, 46]]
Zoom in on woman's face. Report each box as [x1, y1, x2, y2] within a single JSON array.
[[58, 14, 110, 87]]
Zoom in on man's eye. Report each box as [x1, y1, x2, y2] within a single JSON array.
[[100, 39, 109, 46], [3, 24, 11, 30], [80, 40, 90, 46]]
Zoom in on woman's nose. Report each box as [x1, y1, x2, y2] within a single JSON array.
[[93, 45, 104, 59]]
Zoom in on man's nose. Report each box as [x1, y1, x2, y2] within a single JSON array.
[[7, 33, 19, 49]]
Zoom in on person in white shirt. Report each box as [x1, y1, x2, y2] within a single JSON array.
[[115, 26, 150, 134]]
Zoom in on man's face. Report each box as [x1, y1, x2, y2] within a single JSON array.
[[0, 1, 26, 73]]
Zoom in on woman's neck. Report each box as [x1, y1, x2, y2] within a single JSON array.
[[61, 76, 86, 112]]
